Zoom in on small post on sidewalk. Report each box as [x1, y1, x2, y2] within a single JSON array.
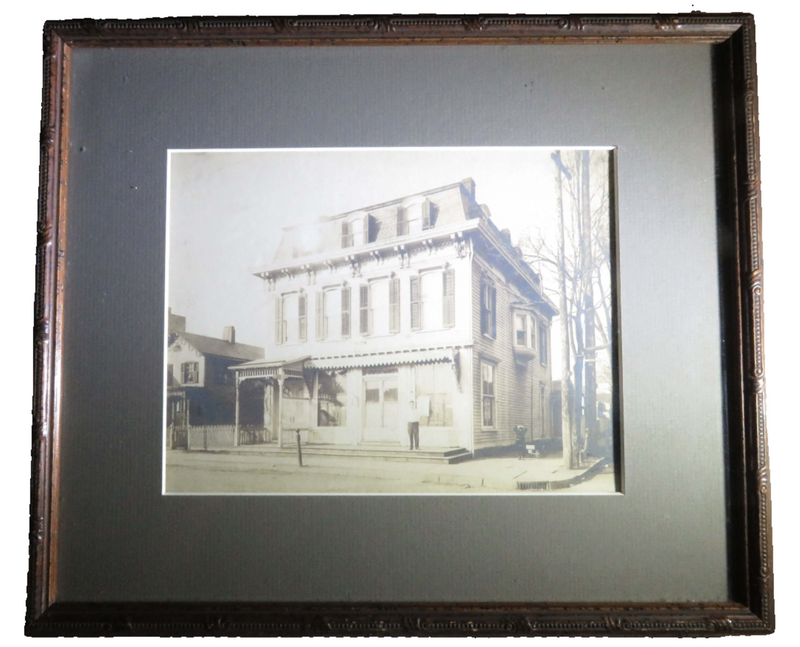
[[295, 429, 303, 467]]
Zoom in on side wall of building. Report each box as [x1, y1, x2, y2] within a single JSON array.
[[470, 253, 553, 454]]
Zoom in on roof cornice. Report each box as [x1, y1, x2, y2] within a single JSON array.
[[250, 220, 480, 276]]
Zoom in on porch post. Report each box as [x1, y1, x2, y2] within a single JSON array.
[[234, 373, 241, 447], [276, 373, 285, 448], [262, 379, 270, 443]]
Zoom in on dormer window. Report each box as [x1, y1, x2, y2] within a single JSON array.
[[396, 207, 408, 236], [363, 214, 376, 244], [341, 220, 353, 248], [421, 198, 435, 230]]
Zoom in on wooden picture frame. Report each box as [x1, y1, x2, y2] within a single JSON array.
[[27, 13, 772, 636]]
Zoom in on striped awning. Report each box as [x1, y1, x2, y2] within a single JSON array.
[[312, 348, 454, 371]]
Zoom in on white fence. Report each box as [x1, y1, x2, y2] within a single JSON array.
[[187, 425, 267, 450]]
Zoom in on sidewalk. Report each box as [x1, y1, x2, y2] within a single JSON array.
[[167, 449, 612, 492]]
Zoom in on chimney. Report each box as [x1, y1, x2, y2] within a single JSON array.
[[168, 308, 186, 332], [461, 177, 476, 199], [500, 229, 513, 245], [223, 326, 236, 344]]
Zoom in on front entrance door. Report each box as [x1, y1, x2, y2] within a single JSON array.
[[362, 377, 399, 443]]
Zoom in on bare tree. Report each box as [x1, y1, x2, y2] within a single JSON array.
[[521, 150, 612, 469]]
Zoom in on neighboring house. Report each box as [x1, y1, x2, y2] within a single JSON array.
[[166, 310, 264, 448], [233, 178, 557, 457]]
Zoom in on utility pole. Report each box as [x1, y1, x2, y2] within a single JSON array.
[[581, 150, 597, 458], [552, 151, 578, 470]]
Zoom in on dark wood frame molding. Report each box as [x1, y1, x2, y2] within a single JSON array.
[[27, 13, 772, 637]]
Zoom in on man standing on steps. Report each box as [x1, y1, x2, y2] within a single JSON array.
[[408, 397, 426, 450]]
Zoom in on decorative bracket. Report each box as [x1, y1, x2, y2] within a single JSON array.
[[347, 254, 361, 278], [452, 232, 467, 259]]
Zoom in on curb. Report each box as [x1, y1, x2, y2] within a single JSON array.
[[516, 457, 609, 490]]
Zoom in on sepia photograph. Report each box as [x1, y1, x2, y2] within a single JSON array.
[[163, 147, 618, 494]]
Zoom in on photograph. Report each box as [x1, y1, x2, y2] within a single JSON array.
[[163, 147, 618, 494]]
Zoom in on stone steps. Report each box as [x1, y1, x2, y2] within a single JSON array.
[[206, 444, 474, 464]]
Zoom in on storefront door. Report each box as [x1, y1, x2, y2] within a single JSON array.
[[362, 376, 399, 443]]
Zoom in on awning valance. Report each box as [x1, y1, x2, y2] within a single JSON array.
[[311, 348, 454, 371]]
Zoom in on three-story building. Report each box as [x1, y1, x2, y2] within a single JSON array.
[[231, 178, 557, 457]]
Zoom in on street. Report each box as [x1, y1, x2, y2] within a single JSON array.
[[164, 450, 616, 494]]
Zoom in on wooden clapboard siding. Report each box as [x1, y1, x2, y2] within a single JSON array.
[[470, 254, 553, 450]]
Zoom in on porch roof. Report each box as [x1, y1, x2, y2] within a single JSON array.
[[311, 348, 454, 370], [229, 356, 310, 378]]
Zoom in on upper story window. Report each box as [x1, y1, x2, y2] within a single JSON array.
[[514, 313, 538, 350], [420, 271, 443, 331], [316, 286, 351, 341], [360, 278, 400, 336], [480, 278, 497, 339], [515, 314, 527, 347], [182, 361, 199, 385], [410, 268, 455, 331], [359, 278, 400, 336], [275, 292, 307, 344]]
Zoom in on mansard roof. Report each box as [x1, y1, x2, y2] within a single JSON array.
[[252, 178, 555, 314], [270, 179, 483, 265]]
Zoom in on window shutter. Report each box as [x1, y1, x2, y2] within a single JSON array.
[[389, 277, 401, 333], [341, 286, 351, 338], [410, 276, 421, 331], [421, 199, 432, 230], [363, 214, 374, 244], [396, 207, 406, 236], [341, 220, 351, 248], [480, 282, 488, 335], [315, 292, 324, 341], [359, 284, 370, 335], [275, 295, 283, 345], [489, 284, 497, 338], [443, 268, 455, 328], [298, 293, 307, 342]]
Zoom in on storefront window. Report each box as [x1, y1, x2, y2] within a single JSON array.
[[317, 371, 347, 427]]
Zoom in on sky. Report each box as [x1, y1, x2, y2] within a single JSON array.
[[167, 147, 612, 379]]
